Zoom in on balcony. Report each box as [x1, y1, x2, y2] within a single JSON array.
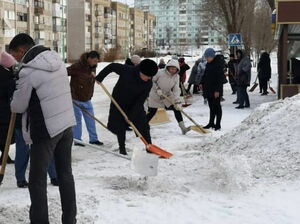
[[95, 21, 102, 27], [53, 25, 63, 32], [35, 23, 45, 30], [34, 1, 44, 14], [95, 10, 103, 17]]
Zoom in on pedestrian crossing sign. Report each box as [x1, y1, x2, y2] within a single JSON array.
[[227, 33, 242, 46]]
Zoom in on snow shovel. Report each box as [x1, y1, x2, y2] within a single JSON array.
[[161, 94, 210, 134], [99, 82, 173, 159], [269, 82, 276, 94], [249, 76, 258, 92], [0, 113, 16, 185], [149, 108, 171, 125], [180, 82, 192, 107]]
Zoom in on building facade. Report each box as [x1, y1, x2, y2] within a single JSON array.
[[135, 0, 221, 51], [129, 7, 144, 51]]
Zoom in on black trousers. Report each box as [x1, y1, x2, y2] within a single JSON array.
[[237, 86, 250, 107], [116, 117, 151, 149], [187, 84, 199, 93], [146, 106, 183, 123], [29, 127, 76, 224], [259, 78, 268, 93], [207, 97, 222, 127]]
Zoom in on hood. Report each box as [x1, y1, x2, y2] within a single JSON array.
[[22, 45, 62, 72], [165, 59, 180, 71]]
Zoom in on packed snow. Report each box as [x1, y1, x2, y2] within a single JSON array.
[[1, 55, 300, 224]]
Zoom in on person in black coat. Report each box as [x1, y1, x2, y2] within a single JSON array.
[[95, 59, 158, 155], [201, 48, 224, 131], [0, 63, 16, 164], [228, 54, 238, 94], [258, 52, 271, 95]]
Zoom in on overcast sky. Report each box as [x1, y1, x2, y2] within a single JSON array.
[[116, 0, 134, 7]]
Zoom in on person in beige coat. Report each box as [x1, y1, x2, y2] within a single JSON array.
[[146, 59, 191, 134]]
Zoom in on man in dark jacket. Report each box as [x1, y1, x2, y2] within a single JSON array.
[[95, 59, 158, 155], [257, 52, 271, 95], [68, 51, 103, 146], [201, 48, 224, 131], [235, 49, 252, 109], [9, 33, 76, 224], [0, 52, 16, 165]]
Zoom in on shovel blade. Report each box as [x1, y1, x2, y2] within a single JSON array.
[[147, 144, 173, 159], [131, 149, 159, 176], [190, 125, 210, 134]]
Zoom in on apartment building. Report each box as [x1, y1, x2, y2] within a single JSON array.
[[52, 0, 67, 61], [0, 0, 32, 51], [129, 8, 144, 51], [111, 1, 130, 57], [144, 12, 155, 51], [135, 0, 222, 50]]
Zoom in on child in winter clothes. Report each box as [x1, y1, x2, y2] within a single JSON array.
[[147, 59, 191, 135]]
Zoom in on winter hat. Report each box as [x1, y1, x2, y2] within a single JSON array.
[[139, 59, 158, 77], [178, 57, 185, 63], [0, 51, 16, 68], [204, 48, 216, 58], [131, 55, 141, 66]]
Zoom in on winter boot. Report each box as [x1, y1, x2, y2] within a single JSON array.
[[119, 147, 127, 156], [178, 121, 191, 135]]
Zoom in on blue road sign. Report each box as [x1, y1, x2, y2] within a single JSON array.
[[227, 33, 243, 46]]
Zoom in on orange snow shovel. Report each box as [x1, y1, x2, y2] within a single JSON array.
[[161, 94, 210, 134], [99, 82, 173, 159], [0, 113, 16, 185], [269, 82, 276, 94]]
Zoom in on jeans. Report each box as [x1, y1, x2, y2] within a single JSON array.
[[73, 100, 98, 142], [237, 86, 250, 107], [14, 128, 57, 182], [29, 127, 76, 224]]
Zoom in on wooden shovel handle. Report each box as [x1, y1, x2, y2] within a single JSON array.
[[0, 113, 16, 183]]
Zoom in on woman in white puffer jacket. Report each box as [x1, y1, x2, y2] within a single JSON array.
[[147, 59, 191, 134]]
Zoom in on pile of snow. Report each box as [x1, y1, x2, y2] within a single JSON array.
[[184, 94, 300, 182]]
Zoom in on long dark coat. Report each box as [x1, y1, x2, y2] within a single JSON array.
[[0, 65, 15, 147], [96, 63, 152, 137], [201, 57, 224, 98], [257, 52, 271, 81]]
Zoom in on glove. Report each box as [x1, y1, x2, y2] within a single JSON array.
[[174, 103, 182, 111], [157, 89, 163, 97]]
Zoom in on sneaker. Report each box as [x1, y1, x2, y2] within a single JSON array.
[[89, 141, 104, 146], [17, 180, 28, 188], [74, 142, 85, 147], [51, 178, 59, 186]]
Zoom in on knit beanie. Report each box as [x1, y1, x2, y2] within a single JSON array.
[[139, 59, 158, 77], [204, 48, 216, 58], [131, 55, 141, 66]]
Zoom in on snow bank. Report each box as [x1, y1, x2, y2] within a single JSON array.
[[185, 94, 300, 182]]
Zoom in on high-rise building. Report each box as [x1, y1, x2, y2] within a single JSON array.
[[111, 1, 130, 57], [129, 7, 144, 51], [143, 12, 155, 51], [134, 0, 221, 51], [52, 0, 67, 61]]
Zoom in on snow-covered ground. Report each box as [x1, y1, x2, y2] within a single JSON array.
[[2, 55, 300, 224]]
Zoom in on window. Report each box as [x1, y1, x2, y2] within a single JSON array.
[[17, 12, 28, 22]]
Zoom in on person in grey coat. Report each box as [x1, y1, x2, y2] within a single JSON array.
[[9, 33, 77, 224], [235, 49, 252, 109], [147, 59, 191, 135], [187, 59, 201, 94]]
